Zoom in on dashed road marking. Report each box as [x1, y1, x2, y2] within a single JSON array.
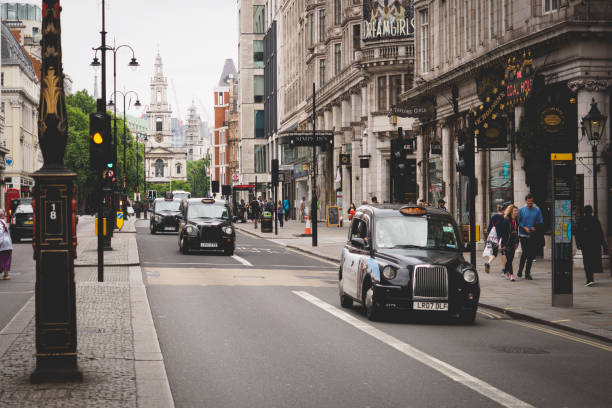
[[293, 290, 534, 408]]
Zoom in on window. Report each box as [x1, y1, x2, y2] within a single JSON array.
[[334, 0, 342, 25], [218, 92, 224, 105], [156, 91, 161, 103], [488, 0, 494, 39], [254, 110, 265, 138], [464, 0, 470, 52], [1, 103, 4, 114], [155, 159, 164, 177], [334, 43, 342, 75], [310, 13, 315, 45], [352, 24, 361, 53], [254, 5, 265, 33], [1, 73, 3, 86], [441, 0, 447, 62], [420, 10, 429, 72], [253, 40, 264, 67], [254, 145, 268, 173], [254, 75, 264, 103], [176, 164, 182, 175], [390, 75, 402, 107], [319, 59, 326, 86], [377, 76, 387, 111], [319, 9, 326, 42], [503, 0, 510, 31], [543, 0, 559, 14], [477, 0, 482, 44], [156, 118, 162, 132]]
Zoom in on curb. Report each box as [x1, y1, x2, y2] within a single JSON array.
[[75, 263, 140, 268]]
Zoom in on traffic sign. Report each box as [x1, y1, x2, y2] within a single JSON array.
[[116, 211, 124, 230], [232, 173, 239, 182]]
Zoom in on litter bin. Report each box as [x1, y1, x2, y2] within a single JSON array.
[[261, 211, 273, 233]]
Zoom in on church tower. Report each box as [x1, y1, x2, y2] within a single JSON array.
[[145, 51, 187, 184]]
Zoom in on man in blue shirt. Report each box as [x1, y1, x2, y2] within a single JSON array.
[[517, 193, 543, 279]]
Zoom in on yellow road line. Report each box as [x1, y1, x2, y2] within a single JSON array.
[[509, 320, 612, 352]]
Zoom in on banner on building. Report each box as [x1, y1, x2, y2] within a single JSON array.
[[363, 0, 414, 41]]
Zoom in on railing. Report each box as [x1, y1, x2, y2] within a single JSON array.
[[361, 44, 414, 63]]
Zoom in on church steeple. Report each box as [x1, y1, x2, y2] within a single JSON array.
[[154, 50, 164, 79]]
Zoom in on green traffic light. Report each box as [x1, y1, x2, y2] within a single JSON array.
[[107, 163, 113, 168]]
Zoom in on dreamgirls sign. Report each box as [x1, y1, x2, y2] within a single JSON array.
[[363, 0, 415, 41]]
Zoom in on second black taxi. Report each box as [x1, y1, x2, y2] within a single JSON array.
[[339, 204, 480, 323], [178, 198, 235, 256], [150, 194, 182, 234]]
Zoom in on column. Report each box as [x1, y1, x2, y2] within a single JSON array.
[[442, 125, 452, 210], [513, 106, 528, 206], [475, 146, 486, 246]]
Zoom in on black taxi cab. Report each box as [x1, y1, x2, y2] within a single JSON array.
[[150, 194, 182, 234], [339, 205, 480, 323], [178, 198, 235, 256]]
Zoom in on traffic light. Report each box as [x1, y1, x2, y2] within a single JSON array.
[[271, 159, 279, 185], [89, 112, 111, 170], [456, 130, 474, 176]]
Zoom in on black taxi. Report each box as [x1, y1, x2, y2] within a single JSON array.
[[150, 195, 182, 234], [178, 198, 235, 255], [339, 205, 480, 323]]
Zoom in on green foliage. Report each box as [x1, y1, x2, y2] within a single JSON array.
[[187, 158, 210, 197], [170, 180, 192, 192]]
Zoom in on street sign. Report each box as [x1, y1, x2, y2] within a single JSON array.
[[116, 211, 124, 230], [390, 99, 435, 119], [282, 131, 334, 147], [232, 173, 239, 182]]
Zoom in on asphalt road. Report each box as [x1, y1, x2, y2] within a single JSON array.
[[138, 220, 612, 408], [0, 235, 35, 331]]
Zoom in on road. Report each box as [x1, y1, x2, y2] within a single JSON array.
[[137, 220, 612, 408]]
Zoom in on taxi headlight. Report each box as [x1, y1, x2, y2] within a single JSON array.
[[185, 226, 195, 234], [222, 226, 234, 235], [382, 265, 397, 280], [154, 215, 162, 222], [463, 269, 477, 283]]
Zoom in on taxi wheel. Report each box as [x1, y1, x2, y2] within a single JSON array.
[[150, 224, 156, 235], [363, 284, 380, 321], [339, 275, 353, 308], [458, 308, 477, 325], [224, 248, 234, 256], [180, 236, 190, 255]]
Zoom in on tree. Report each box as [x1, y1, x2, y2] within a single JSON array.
[[187, 157, 210, 197]]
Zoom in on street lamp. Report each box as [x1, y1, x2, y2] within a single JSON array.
[[582, 98, 608, 218]]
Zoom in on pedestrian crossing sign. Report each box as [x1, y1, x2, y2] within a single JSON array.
[[116, 211, 124, 230]]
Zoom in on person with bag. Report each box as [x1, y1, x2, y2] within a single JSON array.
[[283, 198, 290, 221], [0, 209, 13, 280], [517, 193, 543, 280], [576, 205, 608, 286], [483, 204, 506, 274], [500, 205, 520, 281]]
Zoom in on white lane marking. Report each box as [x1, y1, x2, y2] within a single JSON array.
[[292, 291, 534, 408], [0, 295, 34, 335], [232, 255, 253, 267]]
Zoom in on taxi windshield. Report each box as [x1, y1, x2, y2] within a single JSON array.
[[188, 204, 228, 220], [375, 216, 459, 251], [156, 200, 181, 212]]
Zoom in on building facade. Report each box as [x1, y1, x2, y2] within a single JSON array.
[[184, 101, 206, 161], [402, 0, 612, 251], [1, 22, 40, 199], [228, 74, 240, 184], [144, 52, 187, 184], [268, 0, 415, 219], [212, 59, 237, 187]]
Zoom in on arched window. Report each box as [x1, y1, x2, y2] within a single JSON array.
[[156, 118, 163, 131], [155, 159, 164, 177], [176, 164, 181, 174]]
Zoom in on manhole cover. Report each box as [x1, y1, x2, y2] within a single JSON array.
[[491, 345, 549, 354]]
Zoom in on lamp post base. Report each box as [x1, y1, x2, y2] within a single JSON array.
[[30, 357, 83, 384]]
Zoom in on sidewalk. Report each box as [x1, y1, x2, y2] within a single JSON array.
[[236, 219, 612, 343], [0, 216, 173, 407]]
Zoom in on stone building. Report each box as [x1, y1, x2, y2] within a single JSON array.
[[184, 101, 206, 161], [144, 52, 187, 184], [228, 74, 240, 185], [402, 0, 612, 250], [267, 0, 415, 219], [1, 22, 40, 198]]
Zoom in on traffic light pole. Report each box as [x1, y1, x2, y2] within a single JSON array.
[[98, 0, 107, 281], [311, 83, 318, 247]]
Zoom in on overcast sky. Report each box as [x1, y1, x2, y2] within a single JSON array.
[[51, 0, 238, 123]]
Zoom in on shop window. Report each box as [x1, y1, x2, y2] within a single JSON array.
[[489, 150, 513, 216], [254, 75, 264, 103], [254, 110, 265, 138], [254, 5, 266, 33], [254, 40, 264, 68]]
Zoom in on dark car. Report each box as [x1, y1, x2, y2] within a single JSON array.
[[178, 198, 235, 256], [10, 204, 34, 242], [338, 205, 480, 323], [150, 197, 182, 234]]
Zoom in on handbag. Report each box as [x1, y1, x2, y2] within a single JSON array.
[[482, 226, 499, 258]]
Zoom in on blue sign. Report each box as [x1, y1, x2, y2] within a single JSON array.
[[6, 157, 12, 166]]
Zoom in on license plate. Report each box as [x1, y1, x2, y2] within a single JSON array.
[[200, 243, 218, 248], [413, 301, 448, 311], [25, 221, 33, 224], [164, 227, 175, 231]]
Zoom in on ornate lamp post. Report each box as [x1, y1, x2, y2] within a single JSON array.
[[108, 91, 141, 209], [581, 98, 608, 218], [31, 0, 82, 382]]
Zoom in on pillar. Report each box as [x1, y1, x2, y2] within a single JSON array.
[[442, 125, 452, 210]]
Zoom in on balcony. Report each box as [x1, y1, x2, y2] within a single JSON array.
[[360, 43, 414, 65]]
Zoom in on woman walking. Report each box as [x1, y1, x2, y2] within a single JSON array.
[[576, 205, 607, 286], [484, 204, 506, 274], [500, 205, 520, 281], [0, 209, 13, 280], [277, 200, 284, 228]]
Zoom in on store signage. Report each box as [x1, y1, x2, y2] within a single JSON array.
[[391, 98, 435, 119], [339, 154, 351, 166], [363, 0, 414, 41], [539, 106, 566, 134], [504, 50, 535, 108], [476, 117, 508, 150], [284, 131, 334, 147]]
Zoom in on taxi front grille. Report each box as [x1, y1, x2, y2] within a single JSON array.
[[412, 265, 448, 299], [199, 226, 220, 242]]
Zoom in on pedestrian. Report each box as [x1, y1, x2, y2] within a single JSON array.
[[576, 205, 607, 286], [277, 200, 284, 228], [348, 202, 356, 220], [500, 204, 520, 281], [299, 197, 306, 222], [517, 193, 543, 280], [283, 198, 290, 221], [265, 197, 274, 213], [0, 209, 12, 280], [437, 199, 447, 211], [484, 204, 506, 275], [250, 197, 260, 229]]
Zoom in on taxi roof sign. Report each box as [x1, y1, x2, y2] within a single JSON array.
[[201, 198, 216, 204], [164, 192, 174, 200], [400, 206, 427, 216]]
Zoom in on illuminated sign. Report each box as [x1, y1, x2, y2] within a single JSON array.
[[363, 0, 414, 41], [504, 50, 535, 108]]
